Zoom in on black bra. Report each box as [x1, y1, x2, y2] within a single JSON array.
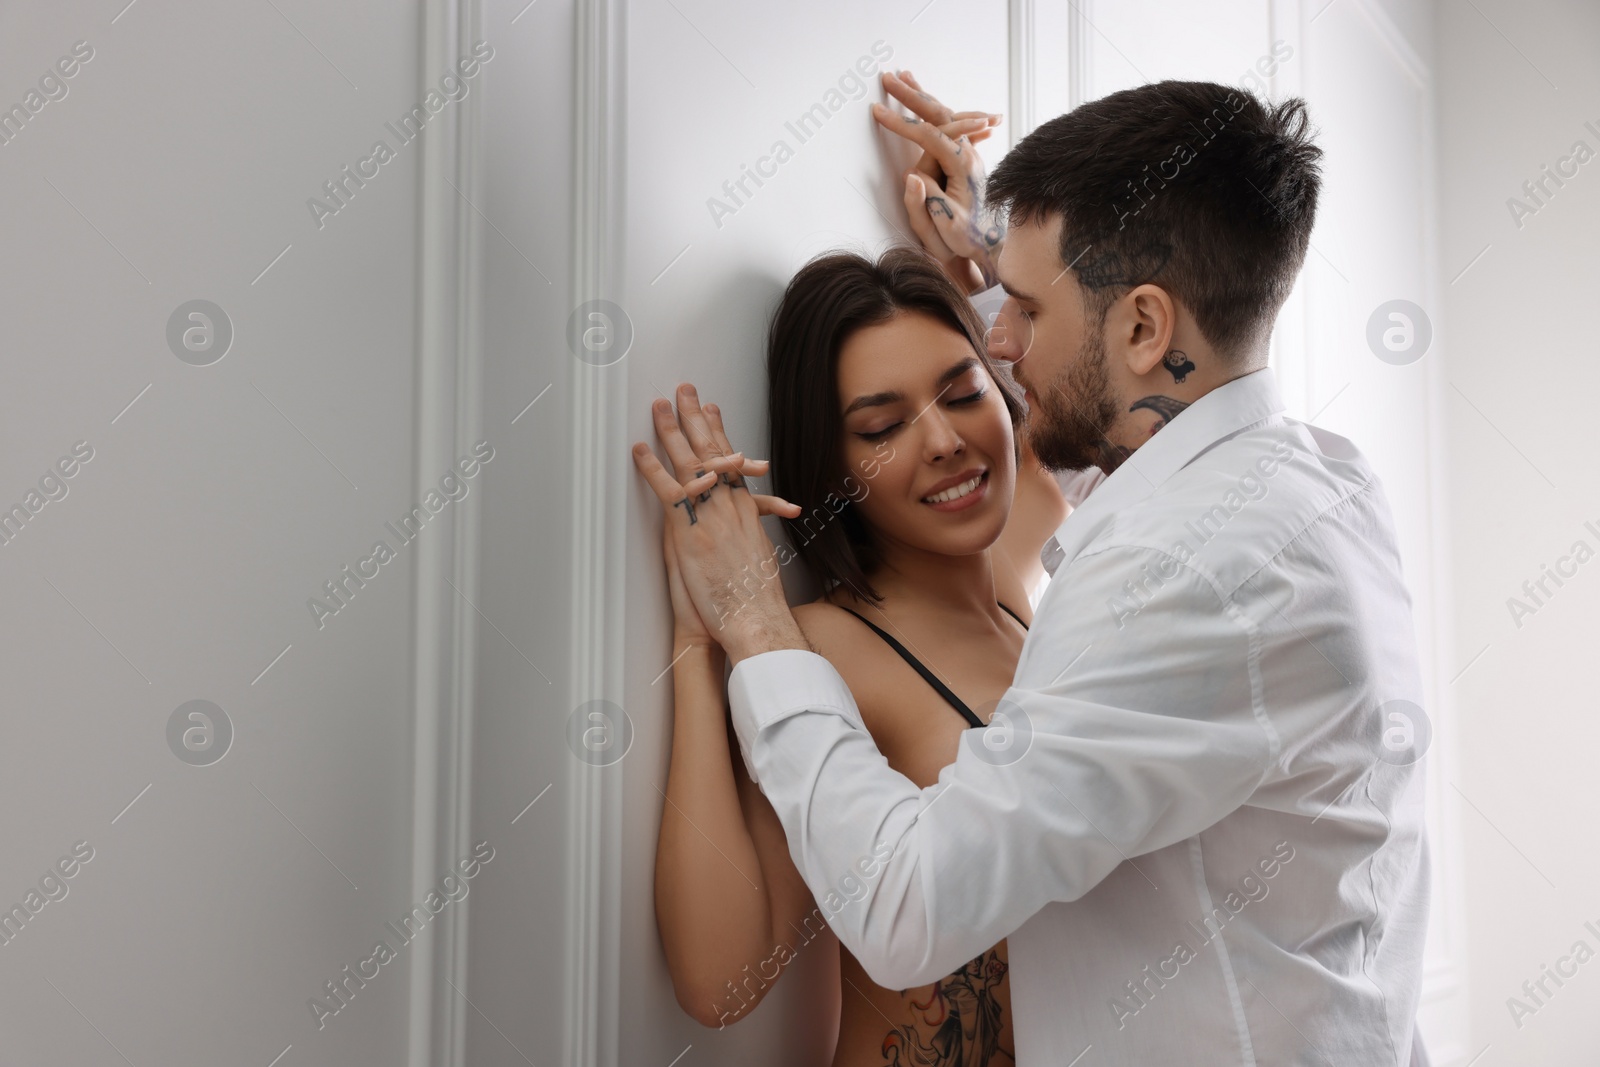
[[837, 602, 1028, 729]]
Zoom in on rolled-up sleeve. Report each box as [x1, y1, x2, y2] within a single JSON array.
[[727, 546, 1279, 990]]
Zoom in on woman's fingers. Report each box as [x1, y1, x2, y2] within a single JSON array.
[[882, 69, 1002, 130], [882, 69, 953, 123], [753, 493, 803, 519], [692, 417, 797, 519], [899, 68, 978, 115], [912, 147, 944, 186], [698, 451, 746, 476], [641, 399, 790, 522], [871, 102, 970, 180], [939, 116, 991, 138], [882, 74, 949, 125], [697, 401, 774, 487], [943, 113, 1001, 146]]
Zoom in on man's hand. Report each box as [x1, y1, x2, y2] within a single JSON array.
[[872, 70, 1007, 295], [631, 384, 810, 665]]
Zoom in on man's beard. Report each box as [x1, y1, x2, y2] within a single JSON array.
[[1023, 320, 1129, 474]]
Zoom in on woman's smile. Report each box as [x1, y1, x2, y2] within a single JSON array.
[[921, 469, 991, 511]]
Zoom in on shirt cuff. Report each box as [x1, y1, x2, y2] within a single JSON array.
[[726, 648, 862, 786]]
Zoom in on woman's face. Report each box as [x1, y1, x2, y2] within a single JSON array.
[[835, 310, 1016, 560]]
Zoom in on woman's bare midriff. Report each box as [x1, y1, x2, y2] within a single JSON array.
[[808, 589, 1028, 1066], [831, 939, 1014, 1067]]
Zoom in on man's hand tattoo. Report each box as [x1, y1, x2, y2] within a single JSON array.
[[964, 174, 1006, 283], [688, 468, 720, 505]]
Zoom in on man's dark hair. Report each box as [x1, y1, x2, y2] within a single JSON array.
[[766, 246, 1025, 605], [987, 80, 1323, 360]]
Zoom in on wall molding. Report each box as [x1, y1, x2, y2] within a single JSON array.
[[1008, 0, 1037, 146], [564, 1, 629, 1065], [1065, 0, 1092, 110], [1346, 0, 1431, 89], [1268, 0, 1311, 419], [407, 1, 486, 1066], [1405, 11, 1470, 1066]]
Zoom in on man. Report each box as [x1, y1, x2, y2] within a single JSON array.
[[633, 79, 1429, 1064]]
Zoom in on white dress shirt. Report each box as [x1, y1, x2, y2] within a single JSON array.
[[1030, 467, 1105, 609], [727, 368, 1430, 1065]]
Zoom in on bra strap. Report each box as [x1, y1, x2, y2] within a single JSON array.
[[998, 601, 1029, 631], [836, 606, 987, 729]]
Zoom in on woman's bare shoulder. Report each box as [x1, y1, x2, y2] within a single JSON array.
[[791, 595, 890, 693], [791, 595, 860, 652]]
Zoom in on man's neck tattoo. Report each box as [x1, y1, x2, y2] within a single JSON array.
[[1129, 395, 1190, 434], [1162, 349, 1195, 383]]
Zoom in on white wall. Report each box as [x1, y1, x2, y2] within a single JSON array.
[[0, 2, 424, 1063], [0, 3, 570, 1066], [1436, 1, 1600, 1062]]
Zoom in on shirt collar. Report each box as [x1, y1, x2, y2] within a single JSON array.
[[1043, 367, 1287, 573]]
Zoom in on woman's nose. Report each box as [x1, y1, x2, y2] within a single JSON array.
[[920, 409, 965, 461]]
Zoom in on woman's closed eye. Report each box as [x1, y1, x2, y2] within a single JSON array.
[[855, 388, 988, 441]]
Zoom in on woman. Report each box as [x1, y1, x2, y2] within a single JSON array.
[[648, 246, 1067, 1066]]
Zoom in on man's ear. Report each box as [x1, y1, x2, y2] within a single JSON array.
[[1112, 284, 1177, 377]]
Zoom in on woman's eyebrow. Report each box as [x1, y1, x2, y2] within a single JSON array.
[[842, 357, 981, 415]]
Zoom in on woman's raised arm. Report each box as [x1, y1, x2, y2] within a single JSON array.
[[991, 433, 1070, 614], [654, 633, 768, 1026], [651, 536, 822, 1028], [636, 393, 820, 1025]]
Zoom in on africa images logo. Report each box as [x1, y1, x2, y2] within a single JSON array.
[[1109, 841, 1296, 1030], [306, 441, 494, 630], [307, 841, 494, 1031], [305, 42, 494, 231], [704, 40, 895, 229]]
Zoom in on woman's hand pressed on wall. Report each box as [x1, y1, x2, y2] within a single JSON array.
[[663, 517, 715, 650], [633, 385, 807, 663], [872, 70, 1007, 295]]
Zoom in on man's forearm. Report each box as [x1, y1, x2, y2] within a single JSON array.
[[716, 604, 811, 665], [727, 648, 994, 990]]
